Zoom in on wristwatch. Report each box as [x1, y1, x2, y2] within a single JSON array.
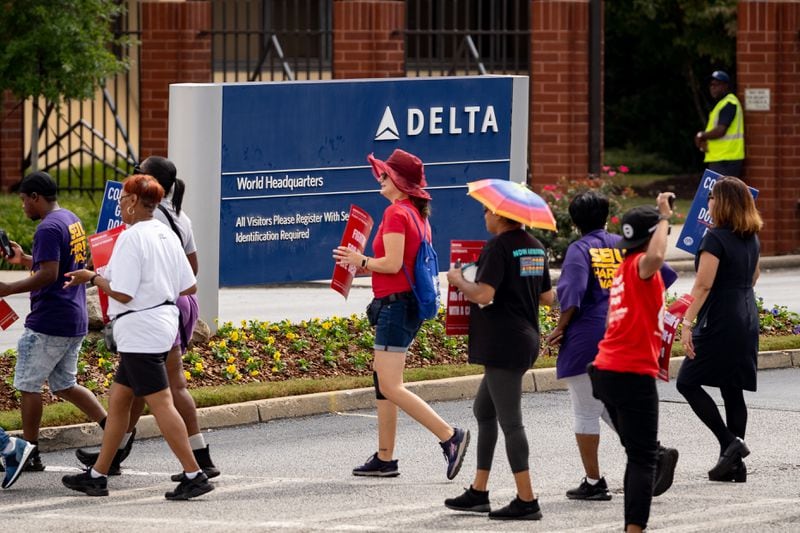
[[89, 274, 99, 286]]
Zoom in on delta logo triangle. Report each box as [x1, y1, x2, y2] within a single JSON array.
[[374, 106, 400, 141]]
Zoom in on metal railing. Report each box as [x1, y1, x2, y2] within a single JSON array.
[[208, 0, 333, 82], [405, 0, 530, 77]]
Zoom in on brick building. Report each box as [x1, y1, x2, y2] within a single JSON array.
[[1, 0, 797, 254]]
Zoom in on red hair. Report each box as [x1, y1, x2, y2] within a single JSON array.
[[123, 174, 164, 209]]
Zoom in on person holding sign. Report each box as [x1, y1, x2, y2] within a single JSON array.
[[677, 176, 761, 483], [0, 171, 108, 472], [333, 149, 469, 481], [61, 174, 213, 500], [547, 191, 678, 501], [444, 202, 553, 520], [587, 193, 674, 533], [74, 156, 219, 481]]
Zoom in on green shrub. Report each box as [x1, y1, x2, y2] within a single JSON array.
[[604, 146, 682, 175]]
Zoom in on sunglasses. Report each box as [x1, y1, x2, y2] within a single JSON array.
[[708, 193, 715, 200]]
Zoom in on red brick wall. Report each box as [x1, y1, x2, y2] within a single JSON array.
[[140, 1, 212, 159], [529, 0, 595, 185], [0, 92, 24, 192], [333, 0, 405, 79], [738, 1, 800, 254]]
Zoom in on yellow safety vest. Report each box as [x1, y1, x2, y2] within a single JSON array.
[[704, 93, 744, 162]]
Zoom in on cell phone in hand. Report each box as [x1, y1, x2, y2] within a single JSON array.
[[0, 229, 14, 259]]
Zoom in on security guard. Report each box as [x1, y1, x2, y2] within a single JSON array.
[[694, 70, 745, 178]]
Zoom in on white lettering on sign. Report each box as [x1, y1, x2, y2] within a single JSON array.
[[401, 106, 499, 137], [234, 174, 324, 192], [745, 88, 770, 111]]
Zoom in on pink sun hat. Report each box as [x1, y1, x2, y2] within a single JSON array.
[[367, 149, 431, 200]]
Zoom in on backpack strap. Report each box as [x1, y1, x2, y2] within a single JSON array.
[[397, 204, 431, 289], [157, 204, 184, 248]]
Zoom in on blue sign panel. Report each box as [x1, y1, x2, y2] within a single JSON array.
[[219, 77, 522, 286], [676, 169, 758, 255], [96, 181, 124, 233]]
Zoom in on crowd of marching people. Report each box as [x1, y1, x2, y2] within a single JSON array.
[[0, 148, 761, 531]]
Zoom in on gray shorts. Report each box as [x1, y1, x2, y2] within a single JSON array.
[[14, 328, 84, 393]]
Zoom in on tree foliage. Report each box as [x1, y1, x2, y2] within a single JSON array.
[[605, 0, 737, 173], [0, 0, 130, 102]]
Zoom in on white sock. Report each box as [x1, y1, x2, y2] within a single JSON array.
[[2, 438, 16, 454], [90, 467, 107, 479], [184, 469, 202, 480], [586, 477, 600, 485], [188, 433, 206, 451], [117, 432, 132, 450]]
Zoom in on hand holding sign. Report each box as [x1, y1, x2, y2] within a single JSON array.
[[331, 205, 374, 299]]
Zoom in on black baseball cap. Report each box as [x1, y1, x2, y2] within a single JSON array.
[[710, 70, 730, 83], [19, 171, 58, 197], [616, 205, 661, 250]]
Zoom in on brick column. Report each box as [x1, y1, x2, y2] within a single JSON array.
[[529, 0, 596, 185], [738, 1, 800, 255], [140, 1, 212, 159], [333, 0, 405, 79], [0, 92, 24, 191]]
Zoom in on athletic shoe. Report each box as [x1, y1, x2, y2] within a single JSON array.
[[2, 439, 36, 489], [62, 468, 109, 496], [709, 459, 747, 483], [22, 448, 45, 472], [440, 427, 470, 480], [352, 453, 399, 477], [171, 445, 220, 481], [653, 445, 679, 496], [445, 486, 491, 512], [708, 437, 750, 480], [566, 476, 612, 501], [488, 496, 543, 520], [164, 472, 214, 500], [76, 427, 136, 476]]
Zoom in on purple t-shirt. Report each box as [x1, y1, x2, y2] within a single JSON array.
[[555, 229, 677, 378], [25, 209, 88, 337]]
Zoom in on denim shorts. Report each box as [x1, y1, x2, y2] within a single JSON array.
[[373, 297, 423, 352], [14, 328, 84, 393]]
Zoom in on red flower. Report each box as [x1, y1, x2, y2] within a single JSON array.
[[542, 184, 558, 191], [610, 216, 620, 224], [619, 165, 629, 173], [607, 170, 617, 177], [602, 165, 611, 172]]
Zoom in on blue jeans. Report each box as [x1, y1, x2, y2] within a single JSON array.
[[14, 328, 84, 393], [372, 297, 423, 352]]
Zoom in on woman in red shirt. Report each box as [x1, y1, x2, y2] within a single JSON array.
[[333, 149, 469, 481], [588, 193, 674, 533]]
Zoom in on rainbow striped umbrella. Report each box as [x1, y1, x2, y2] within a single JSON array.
[[467, 179, 557, 231]]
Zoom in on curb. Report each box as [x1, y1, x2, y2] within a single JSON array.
[[27, 348, 800, 452]]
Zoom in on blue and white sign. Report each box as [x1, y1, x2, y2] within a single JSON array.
[[676, 169, 759, 255], [96, 180, 124, 233], [169, 76, 529, 324]]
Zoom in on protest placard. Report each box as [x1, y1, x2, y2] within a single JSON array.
[[445, 240, 485, 336], [88, 225, 126, 322], [658, 294, 694, 382], [331, 205, 374, 299]]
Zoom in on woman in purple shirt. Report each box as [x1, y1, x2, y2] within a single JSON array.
[[546, 191, 678, 501]]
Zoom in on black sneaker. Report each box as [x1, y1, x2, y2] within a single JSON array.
[[653, 445, 679, 496], [165, 472, 214, 500], [22, 448, 45, 472], [76, 427, 136, 476], [352, 453, 399, 477], [440, 427, 470, 480], [62, 468, 109, 496], [171, 445, 221, 482], [566, 477, 612, 501], [488, 496, 543, 521], [445, 486, 491, 512]]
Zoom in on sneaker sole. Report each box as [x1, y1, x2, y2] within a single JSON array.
[[171, 467, 221, 482], [165, 481, 215, 501], [566, 493, 612, 501], [444, 503, 491, 513], [489, 511, 543, 521], [654, 448, 679, 497], [2, 443, 36, 489], [352, 470, 400, 478], [446, 430, 470, 480], [62, 481, 109, 497]]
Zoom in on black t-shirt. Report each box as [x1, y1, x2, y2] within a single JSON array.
[[468, 228, 552, 369], [717, 102, 737, 127]]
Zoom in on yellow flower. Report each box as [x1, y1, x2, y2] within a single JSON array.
[[218, 339, 227, 348], [286, 332, 297, 340], [226, 364, 237, 374], [230, 347, 239, 355], [235, 374, 242, 381], [106, 372, 113, 379], [226, 356, 235, 364], [271, 365, 279, 372], [103, 379, 110, 387], [267, 336, 275, 345], [208, 340, 216, 348], [230, 330, 240, 342], [249, 370, 260, 377], [246, 357, 254, 364], [322, 321, 332, 330], [240, 320, 248, 328], [184, 371, 192, 381], [194, 362, 203, 371], [300, 320, 308, 327], [97, 357, 106, 366], [542, 305, 551, 313], [273, 351, 281, 362]]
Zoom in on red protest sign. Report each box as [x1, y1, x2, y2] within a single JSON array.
[[658, 293, 694, 382], [445, 240, 485, 336], [331, 205, 374, 299], [88, 225, 125, 323], [0, 298, 18, 330]]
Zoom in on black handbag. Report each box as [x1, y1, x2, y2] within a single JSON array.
[[102, 301, 176, 353]]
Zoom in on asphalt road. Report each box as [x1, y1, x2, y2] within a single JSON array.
[[1, 367, 798, 532]]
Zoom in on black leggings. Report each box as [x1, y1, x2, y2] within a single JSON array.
[[473, 366, 530, 473], [676, 382, 747, 454]]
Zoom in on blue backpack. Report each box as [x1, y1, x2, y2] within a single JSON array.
[[399, 205, 441, 320]]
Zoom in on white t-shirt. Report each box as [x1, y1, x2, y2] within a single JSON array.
[[105, 219, 196, 353], [153, 198, 197, 255]]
